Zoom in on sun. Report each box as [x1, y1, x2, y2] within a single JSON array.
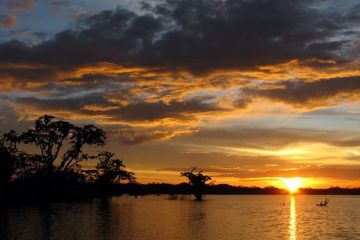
[[282, 177, 304, 193]]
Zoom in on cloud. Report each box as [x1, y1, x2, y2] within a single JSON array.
[[0, 0, 358, 73], [0, 15, 17, 28], [9, 92, 229, 145], [51, 0, 70, 7], [181, 126, 360, 152], [5, 0, 36, 12], [0, 0, 358, 116], [111, 125, 196, 145], [15, 94, 227, 122], [243, 76, 360, 108], [0, 0, 359, 148]]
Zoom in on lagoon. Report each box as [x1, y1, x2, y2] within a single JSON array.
[[1, 195, 360, 240]]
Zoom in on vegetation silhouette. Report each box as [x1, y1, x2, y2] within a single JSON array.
[[180, 167, 212, 201], [0, 146, 15, 186], [0, 130, 21, 185], [91, 151, 135, 196], [316, 198, 329, 207], [0, 115, 134, 202]]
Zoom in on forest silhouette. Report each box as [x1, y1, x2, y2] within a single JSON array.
[[0, 115, 135, 202], [1, 115, 360, 204]]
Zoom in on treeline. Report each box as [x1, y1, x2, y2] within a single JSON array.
[[0, 115, 134, 202], [110, 183, 288, 195], [122, 184, 360, 195], [53, 183, 360, 196], [299, 187, 360, 195]]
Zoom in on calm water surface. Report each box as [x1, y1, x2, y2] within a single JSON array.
[[1, 195, 360, 240]]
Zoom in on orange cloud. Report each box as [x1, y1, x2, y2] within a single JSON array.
[[0, 15, 17, 28]]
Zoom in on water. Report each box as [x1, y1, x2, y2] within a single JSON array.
[[1, 195, 360, 240]]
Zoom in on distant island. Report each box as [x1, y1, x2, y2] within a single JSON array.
[[2, 181, 360, 205], [88, 183, 360, 195], [96, 183, 360, 196]]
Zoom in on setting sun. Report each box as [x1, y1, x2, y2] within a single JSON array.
[[282, 178, 304, 193]]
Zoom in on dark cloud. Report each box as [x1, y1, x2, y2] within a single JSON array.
[[0, 71, 126, 96], [243, 76, 360, 107], [16, 93, 112, 112], [14, 93, 224, 145], [187, 127, 360, 149], [111, 126, 185, 145], [7, 28, 28, 38], [32, 31, 48, 39], [68, 11, 97, 21], [16, 94, 227, 122], [106, 100, 225, 121], [0, 64, 58, 84], [118, 131, 171, 145], [0, 0, 358, 73], [233, 98, 251, 109]]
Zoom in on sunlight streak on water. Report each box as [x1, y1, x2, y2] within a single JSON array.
[[289, 196, 297, 240]]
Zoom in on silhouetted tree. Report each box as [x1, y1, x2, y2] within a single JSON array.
[[1, 130, 19, 153], [0, 130, 21, 184], [96, 151, 135, 185], [20, 115, 105, 178], [180, 167, 212, 201], [0, 148, 14, 185], [0, 115, 137, 200], [95, 151, 135, 196]]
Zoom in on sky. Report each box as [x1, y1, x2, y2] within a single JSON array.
[[0, 0, 360, 188]]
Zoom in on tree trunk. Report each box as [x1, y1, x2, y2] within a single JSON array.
[[194, 192, 203, 201], [0, 149, 15, 185]]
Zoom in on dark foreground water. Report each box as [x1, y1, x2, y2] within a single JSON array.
[[1, 195, 360, 240]]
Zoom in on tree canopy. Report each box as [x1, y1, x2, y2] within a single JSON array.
[[21, 115, 106, 173], [0, 115, 133, 187], [181, 167, 212, 201], [96, 151, 135, 185]]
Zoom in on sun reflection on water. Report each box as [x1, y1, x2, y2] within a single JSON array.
[[289, 196, 297, 240]]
